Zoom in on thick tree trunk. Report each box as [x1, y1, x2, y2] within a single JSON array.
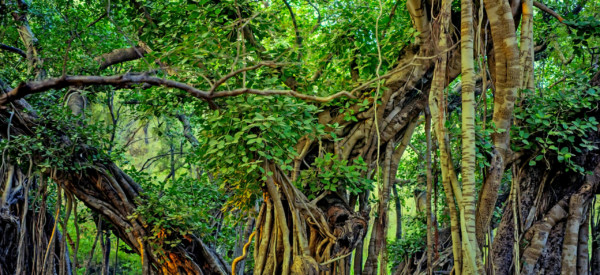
[[492, 72, 600, 275], [493, 136, 600, 275], [393, 184, 403, 240], [592, 213, 600, 275], [252, 162, 367, 275], [293, 0, 464, 271], [0, 99, 230, 274], [353, 193, 370, 275]]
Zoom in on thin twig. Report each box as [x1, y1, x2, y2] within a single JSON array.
[[547, 75, 567, 90]]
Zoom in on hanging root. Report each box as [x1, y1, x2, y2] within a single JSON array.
[[232, 231, 256, 275]]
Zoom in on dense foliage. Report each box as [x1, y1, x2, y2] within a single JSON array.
[[1, 0, 599, 274]]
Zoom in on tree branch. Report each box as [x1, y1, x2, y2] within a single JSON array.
[[0, 73, 355, 107], [282, 0, 303, 58], [86, 13, 107, 28], [94, 46, 148, 70], [176, 113, 200, 146], [210, 88, 354, 102], [382, 0, 402, 39], [533, 1, 565, 22], [0, 74, 207, 106], [0, 43, 26, 58], [306, 0, 322, 33]]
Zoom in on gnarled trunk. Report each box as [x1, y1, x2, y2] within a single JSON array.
[[253, 163, 367, 275], [0, 99, 230, 275], [492, 133, 600, 275]]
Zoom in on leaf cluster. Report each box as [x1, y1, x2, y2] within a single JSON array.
[[513, 73, 600, 172], [297, 153, 373, 198]]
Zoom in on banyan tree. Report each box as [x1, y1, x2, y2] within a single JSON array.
[[0, 0, 599, 274]]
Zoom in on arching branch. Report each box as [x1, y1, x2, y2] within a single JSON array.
[[0, 73, 355, 107]]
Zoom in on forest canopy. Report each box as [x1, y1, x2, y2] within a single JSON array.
[[0, 0, 599, 274]]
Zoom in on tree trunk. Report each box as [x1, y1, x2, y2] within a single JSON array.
[[493, 135, 600, 275], [252, 162, 367, 275], [393, 184, 403, 240], [0, 99, 230, 274], [291, 0, 464, 271]]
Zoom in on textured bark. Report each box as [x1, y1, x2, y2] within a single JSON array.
[[352, 193, 369, 275], [593, 168, 600, 275], [540, 221, 567, 275], [0, 99, 230, 275], [577, 207, 590, 275], [482, 0, 521, 157], [493, 132, 600, 274], [521, 199, 568, 274], [394, 184, 403, 240], [476, 0, 523, 250], [10, 0, 44, 79], [492, 71, 600, 274], [459, 0, 479, 269], [425, 109, 433, 274], [519, 0, 535, 91], [293, 0, 462, 271], [561, 192, 586, 274], [428, 0, 473, 271], [253, 163, 367, 275], [593, 212, 600, 275], [364, 120, 417, 275], [65, 89, 87, 117]]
